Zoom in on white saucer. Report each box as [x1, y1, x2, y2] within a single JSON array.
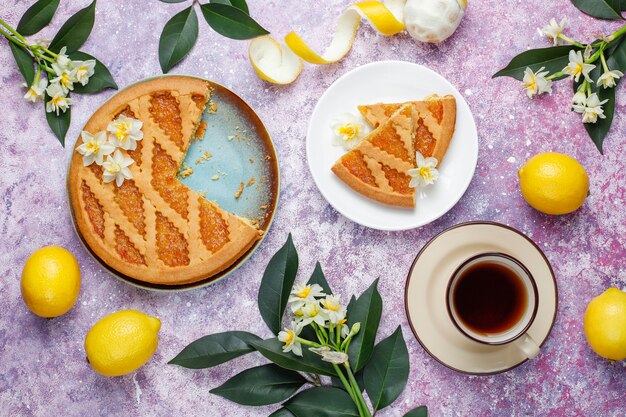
[[306, 60, 478, 231], [405, 222, 558, 375]]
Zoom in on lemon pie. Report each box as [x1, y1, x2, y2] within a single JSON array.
[[331, 95, 456, 207], [69, 77, 261, 285]]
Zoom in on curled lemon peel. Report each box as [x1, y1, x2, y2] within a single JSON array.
[[249, 0, 410, 83]]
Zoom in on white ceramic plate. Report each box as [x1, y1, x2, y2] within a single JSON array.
[[405, 222, 558, 375], [306, 61, 478, 231]]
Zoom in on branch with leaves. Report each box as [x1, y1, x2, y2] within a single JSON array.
[[1, 0, 117, 145], [169, 234, 428, 417], [157, 0, 268, 73], [493, 1, 626, 153]]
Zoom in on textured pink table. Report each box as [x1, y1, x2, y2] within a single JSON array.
[[1, 1, 625, 416]]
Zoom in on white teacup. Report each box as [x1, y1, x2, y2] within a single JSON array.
[[446, 253, 541, 359]]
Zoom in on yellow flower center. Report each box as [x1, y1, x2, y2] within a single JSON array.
[[308, 304, 319, 317], [295, 287, 311, 298], [323, 300, 341, 311], [61, 73, 71, 87], [106, 161, 121, 174], [51, 96, 63, 106], [339, 123, 359, 141], [572, 64, 583, 77], [86, 141, 99, 154], [338, 319, 347, 326], [522, 75, 536, 91], [114, 122, 130, 142], [419, 167, 432, 181], [294, 309, 303, 317], [284, 330, 294, 345]]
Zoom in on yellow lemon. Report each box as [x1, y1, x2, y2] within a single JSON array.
[[21, 246, 81, 318], [584, 288, 626, 361], [518, 152, 589, 215], [85, 310, 161, 376]]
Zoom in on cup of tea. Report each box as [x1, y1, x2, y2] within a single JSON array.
[[446, 252, 541, 359]]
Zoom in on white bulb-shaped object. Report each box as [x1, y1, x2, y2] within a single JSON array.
[[404, 0, 466, 44]]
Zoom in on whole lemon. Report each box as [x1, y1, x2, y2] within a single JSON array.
[[21, 246, 81, 318], [85, 310, 161, 376], [583, 288, 626, 361], [518, 152, 589, 215]]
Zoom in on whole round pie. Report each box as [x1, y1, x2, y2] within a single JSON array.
[[68, 77, 263, 286]]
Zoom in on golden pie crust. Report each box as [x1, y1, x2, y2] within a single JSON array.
[[68, 77, 260, 285], [332, 95, 456, 207]]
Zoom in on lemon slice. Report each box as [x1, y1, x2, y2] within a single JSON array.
[[248, 36, 304, 85]]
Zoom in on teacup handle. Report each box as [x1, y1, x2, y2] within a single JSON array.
[[512, 333, 540, 359]]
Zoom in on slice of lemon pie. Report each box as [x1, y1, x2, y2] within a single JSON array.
[[69, 77, 261, 286], [331, 95, 456, 207]]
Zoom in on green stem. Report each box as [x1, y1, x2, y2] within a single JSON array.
[[558, 33, 584, 48], [0, 18, 28, 45], [295, 337, 323, 349], [607, 23, 626, 42], [333, 364, 365, 416], [0, 28, 26, 48], [312, 323, 327, 345], [546, 71, 565, 81], [344, 363, 372, 417], [34, 50, 55, 64], [600, 50, 610, 72]]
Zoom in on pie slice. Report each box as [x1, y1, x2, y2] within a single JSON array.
[[69, 77, 261, 286], [331, 104, 416, 207], [358, 94, 456, 165]]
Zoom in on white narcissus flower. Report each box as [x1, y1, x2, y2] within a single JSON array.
[[563, 50, 595, 83], [310, 347, 349, 365], [572, 91, 587, 114], [278, 322, 303, 357], [580, 93, 608, 124], [408, 152, 439, 188], [540, 18, 567, 46], [330, 113, 368, 150], [289, 283, 325, 312], [51, 63, 75, 95], [597, 70, 623, 89], [107, 115, 144, 150], [521, 67, 552, 98], [298, 301, 327, 327], [71, 60, 96, 86], [22, 78, 48, 103], [102, 150, 134, 187], [320, 294, 347, 324], [45, 82, 72, 115], [55, 47, 72, 70], [76, 131, 115, 166]]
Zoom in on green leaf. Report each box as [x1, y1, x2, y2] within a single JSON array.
[[168, 331, 260, 369], [210, 0, 249, 14], [607, 35, 626, 72], [17, 0, 60, 36], [307, 262, 332, 295], [347, 279, 382, 372], [258, 234, 299, 335], [68, 51, 117, 94], [493, 45, 580, 81], [200, 3, 269, 40], [210, 364, 305, 406], [269, 409, 296, 417], [44, 91, 70, 146], [248, 338, 336, 377], [571, 0, 622, 20], [284, 387, 360, 417], [574, 66, 615, 154], [363, 326, 409, 411], [158, 6, 199, 73], [48, 0, 97, 53], [9, 43, 34, 86], [404, 406, 428, 417]]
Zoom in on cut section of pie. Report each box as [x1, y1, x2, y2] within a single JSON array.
[[69, 77, 261, 286], [331, 95, 456, 207], [331, 104, 416, 207], [358, 94, 456, 165]]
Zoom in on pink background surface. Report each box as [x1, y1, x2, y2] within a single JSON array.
[[1, 1, 625, 416]]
